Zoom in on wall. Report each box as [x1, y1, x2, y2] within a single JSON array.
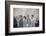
[[0, 0, 46, 36], [13, 8, 39, 19]]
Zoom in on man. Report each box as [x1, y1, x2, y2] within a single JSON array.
[[35, 18, 39, 27], [26, 15, 31, 27], [13, 16, 17, 28], [19, 15, 23, 27], [31, 15, 36, 27], [23, 16, 27, 27]]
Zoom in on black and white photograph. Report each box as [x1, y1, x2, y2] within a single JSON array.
[[13, 8, 39, 28], [5, 1, 45, 35], [9, 4, 44, 33]]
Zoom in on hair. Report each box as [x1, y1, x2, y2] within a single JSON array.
[[32, 15, 34, 17], [24, 16, 26, 19]]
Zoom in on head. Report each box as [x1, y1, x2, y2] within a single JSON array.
[[31, 15, 34, 19], [24, 16, 26, 19]]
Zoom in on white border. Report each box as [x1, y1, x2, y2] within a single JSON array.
[[10, 5, 43, 33]]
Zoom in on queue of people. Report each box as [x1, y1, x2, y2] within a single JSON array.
[[13, 15, 39, 28]]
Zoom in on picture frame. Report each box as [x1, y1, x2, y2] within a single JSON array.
[[5, 1, 45, 35]]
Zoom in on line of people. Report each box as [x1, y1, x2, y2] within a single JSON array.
[[13, 15, 39, 28]]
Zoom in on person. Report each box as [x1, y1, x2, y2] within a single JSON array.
[[13, 16, 17, 28], [35, 18, 39, 27], [16, 16, 20, 27], [26, 15, 31, 27], [19, 15, 23, 27], [23, 16, 27, 27], [31, 15, 36, 27]]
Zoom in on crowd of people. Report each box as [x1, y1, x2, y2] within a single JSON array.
[[13, 15, 39, 28]]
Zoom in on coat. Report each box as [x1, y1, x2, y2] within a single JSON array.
[[14, 17, 17, 28], [23, 19, 31, 27], [19, 19, 23, 27]]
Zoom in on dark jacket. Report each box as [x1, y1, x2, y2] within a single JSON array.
[[19, 19, 23, 27], [14, 17, 17, 28], [35, 20, 39, 27]]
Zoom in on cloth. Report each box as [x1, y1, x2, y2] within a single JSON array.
[[23, 18, 31, 27], [19, 19, 23, 27], [14, 17, 17, 28]]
